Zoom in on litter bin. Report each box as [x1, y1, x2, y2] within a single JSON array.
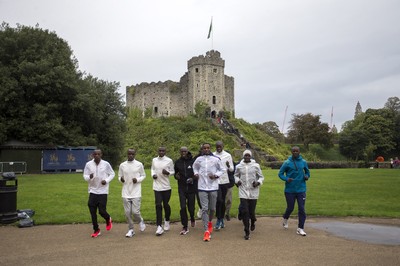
[[0, 172, 18, 224]]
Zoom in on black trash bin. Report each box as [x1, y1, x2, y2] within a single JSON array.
[[0, 172, 18, 224]]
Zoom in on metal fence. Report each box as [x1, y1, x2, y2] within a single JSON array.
[[0, 162, 27, 174]]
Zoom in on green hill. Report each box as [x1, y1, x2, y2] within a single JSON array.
[[123, 109, 289, 167]]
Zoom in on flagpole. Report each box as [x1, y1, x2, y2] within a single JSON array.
[[282, 105, 288, 134], [211, 17, 214, 50], [208, 16, 213, 50]]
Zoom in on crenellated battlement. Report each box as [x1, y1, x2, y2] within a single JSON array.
[[188, 50, 224, 68]]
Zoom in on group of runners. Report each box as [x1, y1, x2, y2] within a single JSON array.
[[83, 143, 310, 241]]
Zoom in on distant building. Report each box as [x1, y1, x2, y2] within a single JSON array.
[[354, 101, 363, 118], [126, 50, 235, 118]]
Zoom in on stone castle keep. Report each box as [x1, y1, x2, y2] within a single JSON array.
[[126, 50, 235, 118]]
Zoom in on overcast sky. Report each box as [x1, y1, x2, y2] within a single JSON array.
[[2, 0, 399, 132]]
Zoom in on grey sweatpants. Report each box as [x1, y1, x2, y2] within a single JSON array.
[[123, 197, 143, 230], [199, 190, 218, 231]]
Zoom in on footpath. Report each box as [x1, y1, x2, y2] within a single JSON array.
[[1, 216, 399, 266]]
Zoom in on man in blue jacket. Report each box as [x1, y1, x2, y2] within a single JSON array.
[[278, 146, 310, 236]]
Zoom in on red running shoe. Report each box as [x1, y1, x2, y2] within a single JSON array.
[[91, 229, 101, 238], [207, 221, 213, 234], [106, 217, 113, 231], [203, 230, 210, 242]]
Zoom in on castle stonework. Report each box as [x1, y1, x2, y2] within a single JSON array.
[[126, 50, 235, 118]]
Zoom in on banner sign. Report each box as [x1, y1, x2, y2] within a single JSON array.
[[42, 149, 94, 171]]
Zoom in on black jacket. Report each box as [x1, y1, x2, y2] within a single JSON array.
[[174, 152, 197, 193]]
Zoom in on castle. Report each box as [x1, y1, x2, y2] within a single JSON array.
[[126, 50, 235, 118]]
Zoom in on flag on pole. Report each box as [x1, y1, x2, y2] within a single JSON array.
[[207, 17, 213, 39]]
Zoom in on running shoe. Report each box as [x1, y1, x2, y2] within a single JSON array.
[[164, 220, 170, 231], [251, 223, 255, 231], [140, 220, 146, 232], [125, 229, 135, 238], [203, 230, 210, 241], [91, 229, 101, 238], [283, 218, 288, 229], [156, 225, 164, 236], [106, 217, 112, 231], [214, 219, 221, 230], [180, 228, 189, 235], [297, 228, 307, 236]]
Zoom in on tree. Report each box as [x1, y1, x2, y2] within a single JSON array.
[[339, 127, 369, 160], [76, 75, 126, 165], [384, 96, 400, 113], [361, 109, 395, 156], [0, 23, 126, 165], [0, 22, 81, 145], [194, 101, 210, 119], [339, 104, 397, 160], [255, 121, 285, 142], [287, 113, 333, 150]]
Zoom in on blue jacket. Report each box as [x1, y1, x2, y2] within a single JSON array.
[[278, 155, 310, 193]]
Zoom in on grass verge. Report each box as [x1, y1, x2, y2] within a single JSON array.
[[14, 168, 400, 225]]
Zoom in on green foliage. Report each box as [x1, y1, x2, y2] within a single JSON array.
[[127, 85, 135, 97], [125, 112, 241, 167], [255, 121, 285, 142], [194, 101, 210, 118], [16, 169, 400, 225], [339, 100, 399, 161], [287, 113, 333, 150], [229, 118, 289, 161], [0, 23, 126, 166], [123, 110, 292, 166], [0, 22, 80, 145], [308, 144, 347, 161], [384, 96, 400, 112]]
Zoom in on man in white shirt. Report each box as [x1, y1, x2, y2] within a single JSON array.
[[83, 149, 115, 238], [213, 141, 234, 230], [151, 146, 175, 236], [193, 143, 224, 242], [118, 148, 146, 238]]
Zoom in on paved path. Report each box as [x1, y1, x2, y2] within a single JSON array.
[[1, 217, 399, 266]]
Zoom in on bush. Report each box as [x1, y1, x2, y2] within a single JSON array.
[[267, 161, 364, 169]]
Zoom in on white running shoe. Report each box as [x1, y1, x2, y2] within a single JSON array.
[[197, 209, 202, 219], [164, 220, 170, 231], [180, 228, 189, 235], [283, 218, 288, 229], [125, 229, 135, 238], [139, 220, 146, 232], [156, 225, 164, 236], [297, 228, 307, 236]]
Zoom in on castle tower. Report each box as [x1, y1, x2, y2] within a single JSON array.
[[187, 50, 234, 117], [126, 50, 234, 118]]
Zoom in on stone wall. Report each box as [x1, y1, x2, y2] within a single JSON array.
[[126, 50, 235, 118]]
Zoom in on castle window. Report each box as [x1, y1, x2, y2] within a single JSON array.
[[213, 68, 217, 73], [154, 107, 158, 113], [213, 96, 216, 104], [195, 68, 199, 73]]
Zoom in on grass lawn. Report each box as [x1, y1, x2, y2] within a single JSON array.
[[13, 168, 400, 225]]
